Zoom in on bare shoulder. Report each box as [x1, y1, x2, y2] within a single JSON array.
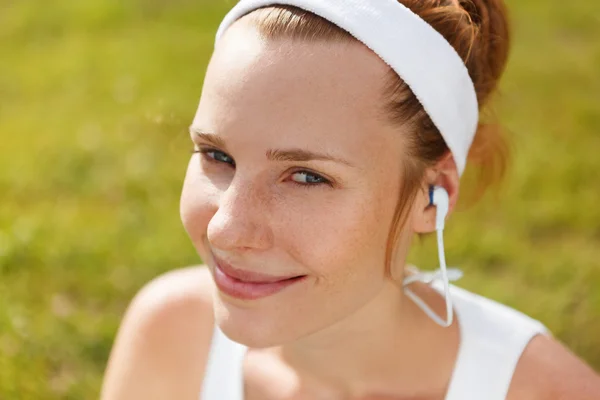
[[101, 265, 215, 400], [508, 333, 600, 400]]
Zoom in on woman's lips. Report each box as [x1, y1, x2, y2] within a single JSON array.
[[215, 257, 303, 283], [212, 258, 307, 300]]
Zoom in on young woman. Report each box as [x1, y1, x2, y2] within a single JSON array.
[[101, 1, 600, 399]]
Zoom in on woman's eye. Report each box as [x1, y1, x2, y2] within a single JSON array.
[[193, 148, 330, 187], [198, 148, 235, 166], [290, 171, 331, 186]]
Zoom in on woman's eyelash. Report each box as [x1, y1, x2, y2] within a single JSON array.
[[193, 147, 235, 166], [191, 147, 333, 188], [289, 170, 333, 188]]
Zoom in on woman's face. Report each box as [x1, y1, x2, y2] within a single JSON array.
[[181, 20, 417, 347]]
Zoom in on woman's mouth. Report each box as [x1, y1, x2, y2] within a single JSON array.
[[212, 257, 307, 300]]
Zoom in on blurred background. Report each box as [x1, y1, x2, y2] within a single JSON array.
[[1, 0, 599, 398]]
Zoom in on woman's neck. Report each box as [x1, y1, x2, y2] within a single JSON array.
[[264, 279, 460, 398]]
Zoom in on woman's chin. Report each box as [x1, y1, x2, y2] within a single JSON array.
[[213, 299, 294, 348], [216, 316, 289, 348]]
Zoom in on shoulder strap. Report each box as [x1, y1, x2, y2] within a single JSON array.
[[437, 284, 549, 400], [200, 325, 248, 400]]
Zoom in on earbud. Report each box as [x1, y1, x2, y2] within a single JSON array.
[[410, 184, 453, 328], [429, 185, 449, 231], [404, 185, 455, 327]]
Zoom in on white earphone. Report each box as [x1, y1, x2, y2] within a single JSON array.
[[404, 185, 456, 328], [429, 185, 449, 230]]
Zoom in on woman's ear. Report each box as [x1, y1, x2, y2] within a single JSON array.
[[412, 152, 460, 234]]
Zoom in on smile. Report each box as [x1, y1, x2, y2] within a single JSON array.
[[212, 257, 307, 300]]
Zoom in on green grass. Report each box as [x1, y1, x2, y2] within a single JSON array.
[[1, 0, 599, 398]]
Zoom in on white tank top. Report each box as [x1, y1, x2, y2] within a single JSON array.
[[200, 282, 549, 400]]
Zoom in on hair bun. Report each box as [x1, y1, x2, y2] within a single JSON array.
[[460, 0, 511, 106]]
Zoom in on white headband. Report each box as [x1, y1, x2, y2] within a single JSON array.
[[215, 0, 479, 176]]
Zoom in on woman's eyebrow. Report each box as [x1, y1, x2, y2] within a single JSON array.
[[190, 128, 228, 150], [266, 148, 354, 167], [190, 127, 354, 167]]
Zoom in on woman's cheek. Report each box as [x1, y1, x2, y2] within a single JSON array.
[[180, 163, 220, 250], [280, 194, 379, 276]]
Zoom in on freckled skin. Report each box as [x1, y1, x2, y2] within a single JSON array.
[[180, 19, 415, 348]]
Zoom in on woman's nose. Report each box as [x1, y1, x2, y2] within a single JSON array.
[[206, 180, 274, 253]]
